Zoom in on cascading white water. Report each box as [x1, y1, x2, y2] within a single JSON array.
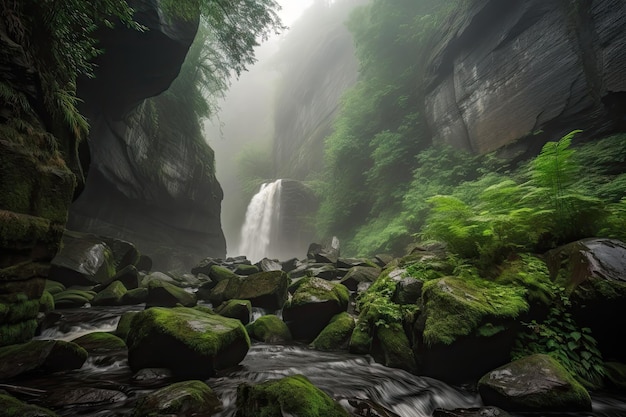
[[237, 179, 282, 262]]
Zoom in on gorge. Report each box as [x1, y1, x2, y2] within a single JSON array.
[[1, 0, 626, 416]]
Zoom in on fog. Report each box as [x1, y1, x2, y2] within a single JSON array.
[[204, 0, 364, 258]]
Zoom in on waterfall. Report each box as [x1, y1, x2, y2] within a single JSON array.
[[237, 179, 282, 262]]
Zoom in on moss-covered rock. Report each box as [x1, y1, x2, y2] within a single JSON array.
[[132, 380, 221, 416], [420, 277, 527, 345], [216, 299, 252, 324], [478, 354, 591, 412], [0, 340, 87, 379], [39, 290, 55, 313], [71, 332, 127, 354], [206, 276, 242, 305], [0, 319, 38, 347], [44, 279, 65, 295], [348, 322, 372, 354], [245, 315, 292, 343], [371, 322, 416, 373], [235, 374, 349, 417], [234, 263, 260, 276], [92, 280, 127, 306], [236, 270, 290, 311], [145, 279, 197, 308], [339, 266, 381, 291], [310, 312, 355, 351], [52, 288, 96, 308], [115, 311, 139, 341], [122, 287, 148, 305], [209, 265, 239, 283], [126, 306, 250, 378], [283, 277, 349, 342], [0, 299, 40, 324], [0, 392, 59, 417]]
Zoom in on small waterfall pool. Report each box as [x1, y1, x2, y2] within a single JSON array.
[[14, 306, 626, 417]]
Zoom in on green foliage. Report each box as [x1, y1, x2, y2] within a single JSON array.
[[496, 254, 555, 306], [235, 141, 274, 198], [512, 289, 605, 388]]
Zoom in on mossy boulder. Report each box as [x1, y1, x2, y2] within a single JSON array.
[[371, 322, 417, 373], [215, 299, 252, 324], [235, 374, 349, 417], [0, 392, 59, 417], [122, 287, 148, 305], [92, 280, 127, 306], [245, 315, 292, 343], [546, 238, 626, 362], [283, 277, 349, 342], [348, 323, 372, 354], [235, 270, 290, 311], [48, 231, 116, 287], [339, 266, 381, 291], [102, 264, 139, 291], [415, 276, 528, 383], [234, 263, 260, 275], [132, 380, 221, 417], [206, 276, 242, 305], [0, 340, 87, 379], [98, 236, 140, 271], [44, 279, 65, 295], [71, 332, 127, 354], [209, 265, 239, 283], [126, 306, 250, 378], [39, 290, 55, 313], [115, 311, 139, 341], [52, 288, 96, 308], [310, 312, 355, 351], [478, 354, 591, 412], [145, 279, 197, 308]]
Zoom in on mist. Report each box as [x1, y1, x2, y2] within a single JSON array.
[[204, 0, 365, 259]]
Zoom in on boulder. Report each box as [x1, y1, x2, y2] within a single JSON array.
[[92, 280, 127, 306], [209, 265, 239, 283], [98, 235, 140, 271], [414, 276, 528, 383], [215, 299, 252, 324], [0, 340, 87, 379], [103, 264, 139, 290], [478, 354, 591, 412], [340, 266, 381, 291], [545, 238, 626, 361], [310, 312, 355, 351], [132, 380, 221, 417], [309, 264, 338, 280], [371, 322, 417, 373], [126, 306, 250, 378], [0, 393, 59, 417], [236, 271, 290, 311], [257, 258, 283, 272], [115, 311, 140, 341], [48, 231, 116, 287], [191, 257, 220, 276], [283, 277, 349, 342], [145, 279, 197, 308], [233, 264, 259, 276], [392, 277, 424, 305], [245, 314, 292, 343], [71, 332, 127, 354], [205, 276, 242, 306], [236, 374, 349, 417], [122, 287, 148, 305], [53, 289, 96, 308]]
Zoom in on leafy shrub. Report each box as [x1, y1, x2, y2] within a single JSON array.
[[512, 289, 605, 388]]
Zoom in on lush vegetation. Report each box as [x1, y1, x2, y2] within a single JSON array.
[[0, 0, 283, 142]]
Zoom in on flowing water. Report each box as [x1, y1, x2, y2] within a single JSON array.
[[237, 179, 283, 262], [8, 306, 625, 417]]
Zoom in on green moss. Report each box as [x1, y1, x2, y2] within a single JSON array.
[[496, 254, 555, 306], [374, 322, 417, 372], [71, 332, 127, 353], [92, 280, 127, 306], [311, 312, 355, 351], [45, 280, 65, 295], [0, 319, 38, 347], [53, 288, 96, 308], [146, 279, 196, 307], [234, 264, 260, 275], [349, 321, 372, 354], [246, 314, 292, 343], [0, 393, 59, 416], [422, 276, 528, 345], [0, 299, 40, 323], [289, 277, 349, 308], [236, 374, 349, 417], [210, 265, 239, 282], [132, 380, 221, 417], [115, 311, 139, 341], [129, 307, 250, 357]]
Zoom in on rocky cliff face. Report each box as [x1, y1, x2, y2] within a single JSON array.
[[69, 0, 226, 271], [424, 0, 626, 156]]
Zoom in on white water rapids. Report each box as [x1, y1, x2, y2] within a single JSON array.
[[237, 179, 282, 262]]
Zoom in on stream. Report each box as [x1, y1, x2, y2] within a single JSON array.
[[9, 305, 624, 416]]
